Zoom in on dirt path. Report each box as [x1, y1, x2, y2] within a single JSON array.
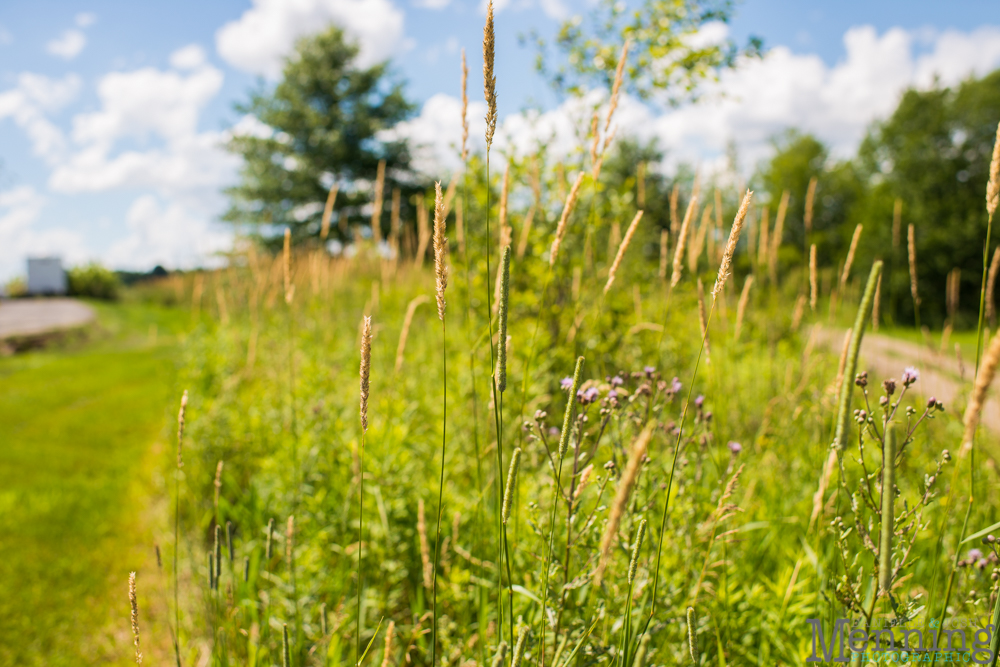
[[0, 298, 95, 339], [817, 327, 999, 433]]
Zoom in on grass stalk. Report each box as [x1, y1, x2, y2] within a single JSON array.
[[174, 391, 187, 667], [431, 182, 449, 667]]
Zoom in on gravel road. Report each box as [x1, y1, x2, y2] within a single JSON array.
[[0, 298, 95, 340]]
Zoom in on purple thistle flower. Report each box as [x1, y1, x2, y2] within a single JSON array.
[[968, 548, 984, 561], [694, 395, 705, 408], [610, 375, 624, 387], [578, 386, 600, 405], [727, 441, 742, 454], [902, 366, 920, 386], [670, 377, 682, 394], [644, 366, 656, 378], [560, 377, 573, 391]]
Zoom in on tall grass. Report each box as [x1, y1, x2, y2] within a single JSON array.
[[141, 18, 1000, 667]]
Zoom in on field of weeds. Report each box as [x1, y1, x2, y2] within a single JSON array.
[[148, 34, 1000, 665]]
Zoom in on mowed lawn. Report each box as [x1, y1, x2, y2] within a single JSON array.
[[0, 302, 185, 666]]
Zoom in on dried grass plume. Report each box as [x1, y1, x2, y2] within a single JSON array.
[[988, 120, 1000, 218], [433, 182, 449, 320], [712, 189, 752, 297], [482, 1, 497, 151], [550, 171, 585, 267], [605, 210, 644, 294], [671, 194, 698, 288], [129, 572, 142, 664], [360, 316, 372, 432], [595, 423, 653, 584]]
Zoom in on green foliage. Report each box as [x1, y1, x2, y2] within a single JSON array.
[[67, 263, 121, 300], [4, 275, 27, 297], [533, 0, 762, 101], [224, 26, 419, 243], [854, 69, 1000, 327], [758, 69, 1000, 328]]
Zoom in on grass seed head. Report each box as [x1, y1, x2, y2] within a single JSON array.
[[129, 572, 142, 664], [491, 642, 508, 667], [360, 316, 372, 432], [908, 224, 920, 305], [628, 518, 647, 585], [596, 423, 653, 584], [809, 244, 817, 311], [497, 245, 511, 391], [687, 607, 698, 663], [433, 182, 449, 320], [511, 626, 529, 667], [605, 210, 644, 294], [671, 194, 698, 288], [177, 390, 188, 468], [804, 176, 817, 234], [550, 171, 585, 267], [283, 227, 294, 304], [502, 447, 522, 524], [558, 357, 585, 457], [712, 189, 752, 297], [321, 183, 339, 241], [382, 620, 396, 667], [461, 50, 469, 162], [282, 624, 290, 667], [988, 119, 1000, 218], [839, 224, 863, 291], [482, 0, 497, 151], [963, 329, 1000, 451]]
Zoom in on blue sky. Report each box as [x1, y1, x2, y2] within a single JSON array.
[[0, 0, 998, 281]]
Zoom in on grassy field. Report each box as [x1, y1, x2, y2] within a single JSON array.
[[0, 300, 189, 666]]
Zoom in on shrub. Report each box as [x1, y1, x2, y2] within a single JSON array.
[[67, 264, 120, 300]]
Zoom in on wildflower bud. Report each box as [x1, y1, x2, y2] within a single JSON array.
[[943, 449, 951, 461], [990, 535, 997, 544], [880, 396, 889, 407], [855, 372, 868, 387], [883, 378, 896, 396], [927, 397, 937, 409]]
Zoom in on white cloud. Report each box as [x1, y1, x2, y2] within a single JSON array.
[[413, 0, 450, 8], [75, 12, 97, 27], [170, 44, 208, 70], [103, 195, 232, 271], [0, 73, 80, 163], [49, 60, 237, 209], [39, 59, 238, 271], [380, 93, 486, 175], [0, 186, 88, 282], [216, 0, 405, 78], [46, 29, 87, 60], [69, 64, 223, 149], [395, 24, 1000, 181], [0, 24, 11, 45], [488, 0, 569, 20]]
